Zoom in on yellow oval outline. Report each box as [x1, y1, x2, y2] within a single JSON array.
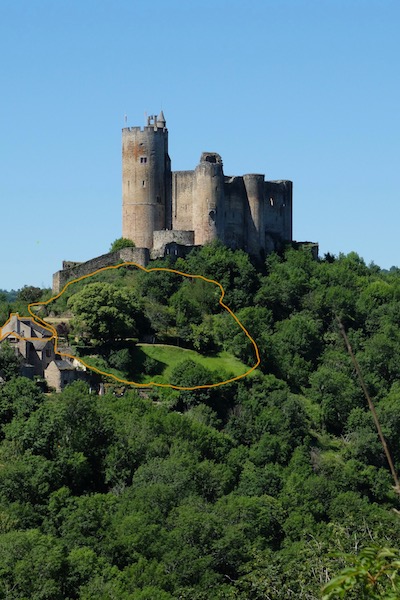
[[26, 262, 261, 390]]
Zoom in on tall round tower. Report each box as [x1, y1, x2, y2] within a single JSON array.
[[192, 153, 225, 246], [243, 174, 265, 256], [122, 111, 171, 249]]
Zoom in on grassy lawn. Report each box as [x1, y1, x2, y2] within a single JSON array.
[[76, 343, 256, 386], [136, 343, 254, 383]]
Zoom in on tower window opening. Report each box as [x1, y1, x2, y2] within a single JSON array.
[[140, 157, 147, 164], [269, 197, 274, 206], [142, 181, 146, 187]]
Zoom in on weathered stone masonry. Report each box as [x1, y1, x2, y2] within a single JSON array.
[[122, 112, 292, 257], [53, 247, 149, 293], [53, 111, 295, 293]]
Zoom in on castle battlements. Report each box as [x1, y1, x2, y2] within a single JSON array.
[[53, 111, 295, 293], [122, 111, 292, 257]]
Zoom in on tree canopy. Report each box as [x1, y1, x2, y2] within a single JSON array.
[[109, 237, 136, 253], [67, 282, 142, 344], [1, 245, 400, 598]]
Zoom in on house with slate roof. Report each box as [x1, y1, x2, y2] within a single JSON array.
[[0, 314, 83, 391]]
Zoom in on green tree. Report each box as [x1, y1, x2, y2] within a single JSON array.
[[0, 341, 22, 381], [322, 546, 400, 599], [179, 242, 259, 310], [110, 237, 136, 252], [0, 376, 43, 426], [170, 359, 214, 407], [309, 366, 362, 434], [68, 282, 142, 343], [16, 285, 43, 303], [0, 529, 66, 599], [271, 311, 323, 387]]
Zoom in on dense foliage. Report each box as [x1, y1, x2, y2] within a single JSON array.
[[2, 244, 400, 598], [109, 237, 136, 253]]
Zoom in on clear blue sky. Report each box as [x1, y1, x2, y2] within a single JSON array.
[[1, 0, 399, 290]]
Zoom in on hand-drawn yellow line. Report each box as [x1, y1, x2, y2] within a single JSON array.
[[24, 262, 261, 390]]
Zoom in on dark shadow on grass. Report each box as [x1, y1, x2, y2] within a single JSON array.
[[132, 346, 166, 378]]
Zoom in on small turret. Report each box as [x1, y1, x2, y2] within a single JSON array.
[[156, 110, 166, 129]]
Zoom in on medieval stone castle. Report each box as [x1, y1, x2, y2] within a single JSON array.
[[53, 111, 294, 292], [122, 111, 292, 256]]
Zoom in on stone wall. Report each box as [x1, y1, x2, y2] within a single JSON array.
[[223, 176, 246, 250], [264, 180, 293, 241], [152, 229, 194, 253], [121, 115, 295, 261], [52, 247, 150, 293], [172, 171, 194, 231]]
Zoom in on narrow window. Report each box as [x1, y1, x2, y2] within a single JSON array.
[[269, 197, 274, 206], [140, 157, 147, 164], [142, 181, 146, 187]]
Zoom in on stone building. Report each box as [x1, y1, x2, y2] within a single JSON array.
[[53, 111, 297, 293], [0, 313, 82, 391], [122, 112, 292, 258], [0, 314, 55, 378], [44, 359, 77, 393]]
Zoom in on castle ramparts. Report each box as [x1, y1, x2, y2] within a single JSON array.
[[122, 113, 292, 257], [53, 247, 149, 293], [53, 111, 295, 292]]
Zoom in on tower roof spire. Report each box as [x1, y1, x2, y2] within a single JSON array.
[[156, 110, 166, 128]]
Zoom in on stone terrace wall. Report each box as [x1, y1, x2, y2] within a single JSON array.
[[152, 229, 194, 252], [52, 247, 150, 293]]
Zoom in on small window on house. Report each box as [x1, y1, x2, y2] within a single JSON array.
[[140, 156, 147, 164]]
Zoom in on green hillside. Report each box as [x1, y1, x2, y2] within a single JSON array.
[[2, 243, 400, 598]]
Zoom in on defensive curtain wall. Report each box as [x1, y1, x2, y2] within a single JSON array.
[[122, 112, 293, 257], [53, 111, 297, 293], [52, 247, 149, 293]]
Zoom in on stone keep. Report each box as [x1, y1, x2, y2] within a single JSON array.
[[122, 112, 293, 258], [122, 112, 171, 249]]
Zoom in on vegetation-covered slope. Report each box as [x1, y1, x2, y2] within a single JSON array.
[[1, 244, 400, 598]]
